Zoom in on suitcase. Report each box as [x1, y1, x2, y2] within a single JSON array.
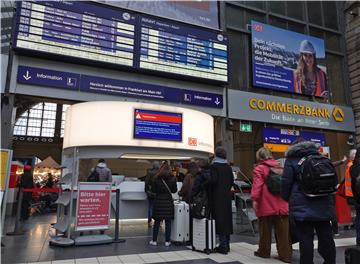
[[170, 201, 190, 243], [345, 247, 360, 264], [192, 218, 216, 254]]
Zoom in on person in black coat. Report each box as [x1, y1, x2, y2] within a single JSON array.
[[19, 165, 34, 220], [210, 147, 234, 254], [350, 146, 360, 246], [281, 140, 335, 264], [149, 163, 177, 246]]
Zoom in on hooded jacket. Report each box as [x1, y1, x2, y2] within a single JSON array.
[[281, 141, 335, 221], [251, 159, 289, 217], [93, 162, 112, 182]]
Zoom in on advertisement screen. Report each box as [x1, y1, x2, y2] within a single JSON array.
[[134, 109, 182, 142], [251, 21, 327, 98]]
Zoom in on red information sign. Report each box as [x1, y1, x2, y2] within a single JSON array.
[[75, 182, 112, 231]]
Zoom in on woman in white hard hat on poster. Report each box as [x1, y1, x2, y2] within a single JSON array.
[[294, 40, 327, 98]]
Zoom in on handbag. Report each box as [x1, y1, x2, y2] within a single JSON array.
[[161, 178, 174, 201]]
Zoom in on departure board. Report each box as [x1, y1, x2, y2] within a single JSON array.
[[15, 1, 136, 67], [139, 16, 228, 82], [14, 1, 229, 83]]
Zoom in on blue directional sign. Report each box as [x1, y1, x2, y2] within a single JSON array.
[[182, 89, 223, 108], [80, 75, 181, 103], [17, 65, 223, 109], [263, 128, 325, 146], [17, 66, 80, 90]]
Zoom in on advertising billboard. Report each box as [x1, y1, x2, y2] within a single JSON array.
[[134, 109, 182, 142], [251, 21, 327, 98]]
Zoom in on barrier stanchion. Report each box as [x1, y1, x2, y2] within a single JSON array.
[[113, 188, 125, 243], [6, 188, 24, 236]]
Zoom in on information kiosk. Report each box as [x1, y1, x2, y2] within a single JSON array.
[[51, 101, 214, 246]]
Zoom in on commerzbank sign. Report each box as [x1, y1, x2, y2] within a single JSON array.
[[228, 90, 355, 132]]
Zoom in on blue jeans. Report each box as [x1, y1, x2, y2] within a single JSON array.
[[295, 220, 335, 264], [152, 219, 171, 242], [356, 206, 360, 246], [219, 234, 230, 249], [147, 199, 154, 223]]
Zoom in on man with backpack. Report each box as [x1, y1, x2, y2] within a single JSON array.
[[281, 139, 336, 264]]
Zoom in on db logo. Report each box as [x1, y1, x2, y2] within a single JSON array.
[[188, 137, 197, 146], [254, 24, 263, 32]]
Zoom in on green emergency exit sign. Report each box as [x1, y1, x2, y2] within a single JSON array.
[[240, 123, 252, 132]]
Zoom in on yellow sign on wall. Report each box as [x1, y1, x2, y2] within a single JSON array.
[[0, 150, 11, 191], [264, 143, 289, 153]]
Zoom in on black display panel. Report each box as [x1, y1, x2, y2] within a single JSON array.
[[139, 16, 228, 82], [15, 1, 136, 67], [14, 1, 228, 83]]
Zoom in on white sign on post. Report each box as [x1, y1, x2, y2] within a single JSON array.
[[75, 182, 112, 231]]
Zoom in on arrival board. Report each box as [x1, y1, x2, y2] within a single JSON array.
[[14, 1, 228, 83], [16, 1, 136, 67]]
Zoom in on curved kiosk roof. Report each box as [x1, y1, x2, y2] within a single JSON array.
[[63, 101, 214, 159]]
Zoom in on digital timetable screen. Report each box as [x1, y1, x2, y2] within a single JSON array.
[[14, 1, 228, 83], [134, 109, 182, 142], [139, 16, 228, 82], [15, 1, 136, 67]]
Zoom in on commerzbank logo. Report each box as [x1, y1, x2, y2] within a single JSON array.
[[332, 107, 344, 122], [248, 98, 345, 123]]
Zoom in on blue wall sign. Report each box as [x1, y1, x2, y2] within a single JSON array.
[[80, 75, 181, 103], [17, 65, 223, 109], [263, 128, 325, 146], [134, 109, 182, 141], [182, 89, 223, 108], [17, 66, 80, 90]]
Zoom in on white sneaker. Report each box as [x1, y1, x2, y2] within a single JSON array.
[[149, 240, 157, 246], [165, 241, 171, 247]]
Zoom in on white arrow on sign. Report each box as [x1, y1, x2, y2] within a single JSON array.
[[214, 97, 221, 105], [23, 71, 31, 80]]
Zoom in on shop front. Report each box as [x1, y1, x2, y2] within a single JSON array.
[[228, 90, 356, 179]]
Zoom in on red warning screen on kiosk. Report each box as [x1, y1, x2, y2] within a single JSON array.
[[134, 109, 182, 141]]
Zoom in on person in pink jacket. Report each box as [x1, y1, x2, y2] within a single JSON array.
[[251, 147, 292, 263]]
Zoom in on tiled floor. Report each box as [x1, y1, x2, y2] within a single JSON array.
[[1, 213, 357, 264]]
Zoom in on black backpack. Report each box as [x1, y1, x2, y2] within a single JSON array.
[[265, 166, 283, 195], [297, 154, 338, 197], [191, 189, 210, 219], [87, 167, 99, 182]]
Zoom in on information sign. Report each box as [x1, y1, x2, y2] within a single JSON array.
[[240, 123, 252, 133], [75, 182, 112, 231], [134, 109, 182, 141]]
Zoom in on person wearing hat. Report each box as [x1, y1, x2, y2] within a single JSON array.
[[19, 165, 34, 220], [294, 40, 327, 97], [209, 147, 234, 254]]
